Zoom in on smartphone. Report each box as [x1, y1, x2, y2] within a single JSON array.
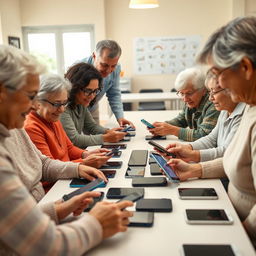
[[150, 163, 163, 175], [128, 211, 154, 227], [145, 135, 166, 140], [141, 119, 155, 128], [185, 209, 233, 225], [101, 161, 123, 169], [84, 192, 104, 212], [120, 136, 131, 142], [178, 188, 218, 200], [69, 178, 106, 188], [132, 177, 167, 187], [100, 170, 116, 178], [148, 140, 176, 158], [121, 125, 132, 132], [106, 187, 145, 199], [117, 192, 144, 203], [121, 126, 135, 132], [125, 167, 145, 178], [148, 154, 157, 164], [105, 147, 121, 157], [136, 198, 172, 212], [128, 150, 148, 166], [101, 144, 127, 149], [181, 244, 239, 256], [63, 178, 105, 201], [150, 152, 179, 182]]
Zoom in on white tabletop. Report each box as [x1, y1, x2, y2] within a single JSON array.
[[40, 110, 255, 256]]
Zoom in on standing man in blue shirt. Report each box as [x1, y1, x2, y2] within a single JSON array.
[[81, 40, 134, 127]]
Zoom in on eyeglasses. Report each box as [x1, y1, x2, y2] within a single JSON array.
[[209, 88, 226, 97], [41, 99, 68, 108], [81, 88, 100, 96], [206, 67, 230, 84], [176, 89, 200, 98]]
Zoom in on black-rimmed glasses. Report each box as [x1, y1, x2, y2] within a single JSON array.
[[81, 88, 100, 96], [41, 99, 68, 108]]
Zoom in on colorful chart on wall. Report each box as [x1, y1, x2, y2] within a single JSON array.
[[133, 35, 201, 75]]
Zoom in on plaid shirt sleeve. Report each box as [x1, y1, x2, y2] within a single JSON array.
[[165, 106, 188, 127], [178, 100, 220, 142]]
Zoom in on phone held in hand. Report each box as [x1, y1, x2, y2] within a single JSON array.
[[84, 192, 104, 212], [63, 178, 106, 201], [121, 125, 132, 132], [178, 188, 218, 200], [150, 152, 179, 182], [105, 147, 121, 157], [100, 170, 116, 178], [141, 119, 155, 129], [148, 140, 176, 158], [101, 144, 127, 149]]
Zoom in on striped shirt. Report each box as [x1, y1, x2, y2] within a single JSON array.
[[165, 93, 220, 141]]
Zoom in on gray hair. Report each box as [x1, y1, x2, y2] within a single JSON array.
[[197, 16, 256, 68], [0, 44, 45, 90], [37, 74, 71, 100], [174, 66, 206, 90], [95, 40, 122, 58]]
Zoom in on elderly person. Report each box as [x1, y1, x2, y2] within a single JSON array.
[[149, 66, 220, 141], [25, 74, 111, 168], [166, 16, 256, 244], [60, 62, 127, 148], [164, 77, 246, 162], [0, 45, 133, 256], [80, 39, 134, 127]]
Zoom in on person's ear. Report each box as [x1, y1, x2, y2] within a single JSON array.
[[240, 57, 254, 80], [0, 84, 8, 103], [32, 100, 41, 111], [92, 52, 96, 61]]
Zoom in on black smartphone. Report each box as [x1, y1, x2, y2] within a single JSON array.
[[150, 152, 179, 182], [101, 144, 127, 149], [84, 192, 104, 212], [63, 178, 105, 201], [106, 187, 145, 199], [69, 178, 90, 188], [128, 150, 148, 166], [185, 209, 233, 224], [105, 147, 121, 157], [145, 135, 166, 140], [100, 170, 116, 178], [101, 161, 123, 169], [148, 154, 157, 164], [117, 192, 144, 203], [121, 125, 132, 132], [181, 244, 238, 256], [120, 136, 131, 142], [136, 198, 172, 212], [128, 211, 154, 227], [148, 140, 176, 158], [132, 177, 167, 187], [178, 188, 218, 200], [150, 163, 163, 175], [125, 167, 145, 178]]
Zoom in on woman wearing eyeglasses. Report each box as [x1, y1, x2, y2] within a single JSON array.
[[60, 63, 126, 148], [149, 66, 220, 141], [166, 16, 256, 244], [24, 74, 112, 172], [162, 77, 245, 162]]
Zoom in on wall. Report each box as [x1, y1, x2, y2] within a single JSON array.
[[105, 0, 234, 92], [20, 0, 106, 44], [0, 0, 22, 46]]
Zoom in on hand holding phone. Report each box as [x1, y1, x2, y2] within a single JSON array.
[[120, 125, 132, 132], [141, 119, 155, 129], [105, 147, 121, 156], [117, 192, 143, 203], [148, 140, 176, 158]]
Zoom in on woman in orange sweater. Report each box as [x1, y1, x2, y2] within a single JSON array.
[[24, 74, 111, 168]]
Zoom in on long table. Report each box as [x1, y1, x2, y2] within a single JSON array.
[[40, 111, 255, 256]]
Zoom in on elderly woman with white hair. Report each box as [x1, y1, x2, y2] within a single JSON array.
[[149, 66, 220, 141], [0, 45, 133, 255]]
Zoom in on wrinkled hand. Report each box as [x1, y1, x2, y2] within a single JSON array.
[[82, 153, 111, 168], [78, 165, 108, 183], [103, 128, 126, 143], [149, 122, 178, 136], [117, 118, 135, 128], [87, 148, 110, 155], [89, 201, 133, 239], [167, 158, 202, 181], [55, 191, 101, 220]]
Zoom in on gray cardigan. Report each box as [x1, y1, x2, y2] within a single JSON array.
[[60, 104, 108, 148]]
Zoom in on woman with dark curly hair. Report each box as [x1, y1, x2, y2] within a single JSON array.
[[60, 63, 126, 148]]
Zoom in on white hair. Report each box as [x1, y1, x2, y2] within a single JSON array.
[[0, 44, 45, 90], [174, 66, 206, 91]]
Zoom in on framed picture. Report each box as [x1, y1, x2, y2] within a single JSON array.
[[8, 36, 21, 49]]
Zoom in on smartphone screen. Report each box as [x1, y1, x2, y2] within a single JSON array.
[[136, 198, 172, 212], [178, 188, 218, 199], [128, 212, 154, 227], [101, 161, 123, 169], [117, 192, 143, 203], [101, 144, 127, 149], [125, 167, 145, 178], [128, 150, 148, 166], [100, 170, 116, 178], [84, 192, 104, 212], [150, 153, 179, 182], [70, 178, 91, 187], [148, 141, 176, 158], [182, 244, 237, 256], [106, 187, 145, 199], [145, 135, 166, 140], [132, 177, 167, 187]]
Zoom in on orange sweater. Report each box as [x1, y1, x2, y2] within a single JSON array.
[[24, 111, 84, 163]]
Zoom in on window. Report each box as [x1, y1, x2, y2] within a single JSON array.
[[22, 25, 94, 75]]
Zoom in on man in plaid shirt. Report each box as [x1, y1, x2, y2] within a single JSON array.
[[149, 67, 219, 142]]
